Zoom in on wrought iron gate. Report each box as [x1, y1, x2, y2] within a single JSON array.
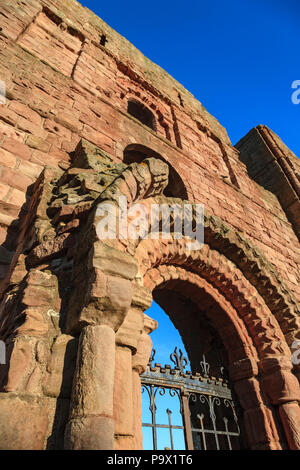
[[141, 348, 242, 450]]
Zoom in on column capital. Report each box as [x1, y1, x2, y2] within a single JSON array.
[[229, 357, 258, 382], [260, 356, 300, 405], [132, 333, 153, 375], [115, 307, 144, 351], [131, 283, 153, 311]]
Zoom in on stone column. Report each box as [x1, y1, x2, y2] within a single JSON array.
[[131, 314, 157, 449], [279, 402, 300, 449], [260, 356, 300, 450], [113, 344, 134, 449], [64, 242, 138, 450], [65, 325, 115, 449], [113, 284, 154, 450], [230, 357, 282, 450], [132, 369, 143, 449]]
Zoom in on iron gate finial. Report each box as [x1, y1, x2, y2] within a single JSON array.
[[170, 347, 188, 372]]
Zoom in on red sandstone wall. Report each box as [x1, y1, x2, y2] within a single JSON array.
[[0, 0, 299, 300]]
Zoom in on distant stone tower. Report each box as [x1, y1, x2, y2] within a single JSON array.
[[0, 0, 299, 450]]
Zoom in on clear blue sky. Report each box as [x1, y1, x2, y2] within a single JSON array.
[[81, 0, 300, 156]]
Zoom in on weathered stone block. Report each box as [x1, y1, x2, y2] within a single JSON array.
[[91, 242, 138, 280], [3, 337, 35, 392], [0, 393, 49, 450], [116, 307, 143, 350], [43, 334, 78, 398]]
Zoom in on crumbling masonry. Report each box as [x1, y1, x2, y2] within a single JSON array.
[[0, 0, 299, 450]]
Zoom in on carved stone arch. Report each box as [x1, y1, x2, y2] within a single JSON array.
[[88, 155, 300, 368], [202, 211, 300, 346], [123, 144, 189, 200], [127, 234, 300, 445], [98, 185, 300, 350], [140, 250, 289, 361]]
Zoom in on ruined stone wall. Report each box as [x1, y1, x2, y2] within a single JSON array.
[[0, 0, 298, 299]]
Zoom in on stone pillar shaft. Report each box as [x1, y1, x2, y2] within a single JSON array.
[[230, 357, 282, 450], [113, 346, 133, 437], [130, 316, 157, 450], [132, 369, 143, 449], [260, 356, 300, 450], [279, 402, 300, 450], [64, 324, 115, 450]]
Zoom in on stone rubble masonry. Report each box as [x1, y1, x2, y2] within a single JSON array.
[[0, 0, 298, 298], [0, 0, 299, 451]]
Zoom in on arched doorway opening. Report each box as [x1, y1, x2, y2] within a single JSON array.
[[135, 248, 291, 450], [152, 288, 228, 376], [141, 301, 188, 450], [140, 279, 251, 450]]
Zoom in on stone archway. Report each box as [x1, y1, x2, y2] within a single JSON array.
[[143, 267, 280, 450]]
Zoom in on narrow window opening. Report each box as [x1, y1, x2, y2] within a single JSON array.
[[100, 34, 108, 46], [127, 100, 156, 131], [178, 93, 184, 107], [43, 6, 63, 26]]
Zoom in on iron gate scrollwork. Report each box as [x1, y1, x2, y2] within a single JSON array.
[[141, 348, 242, 450]]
